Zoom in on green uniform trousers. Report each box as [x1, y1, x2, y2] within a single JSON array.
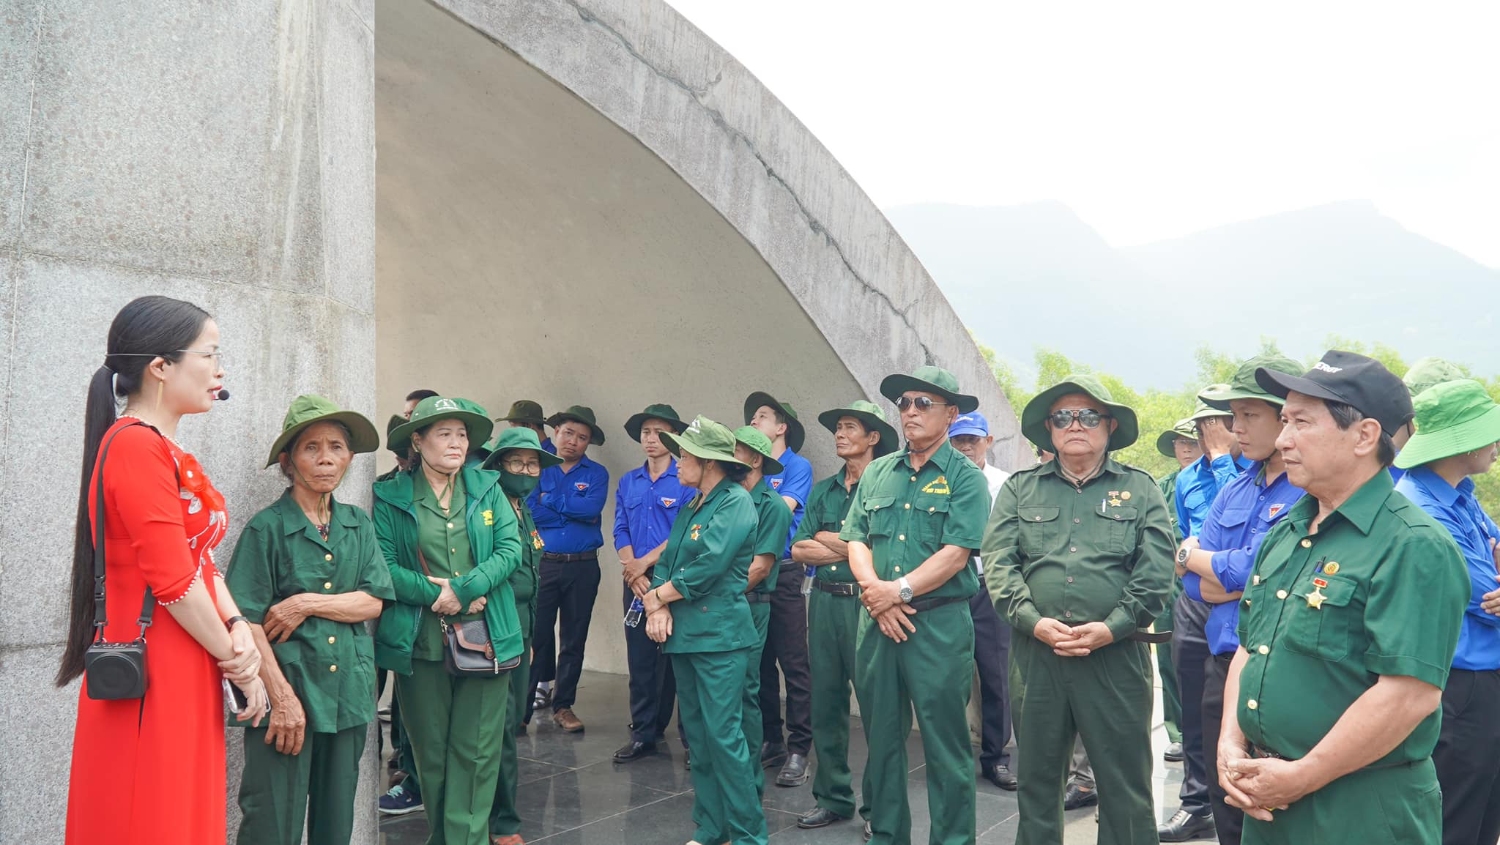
[[1243, 758, 1441, 845], [673, 647, 768, 845], [489, 626, 532, 837], [1010, 634, 1157, 845], [855, 600, 975, 845], [397, 658, 511, 845], [236, 722, 367, 845], [808, 588, 871, 821], [1154, 597, 1183, 744]]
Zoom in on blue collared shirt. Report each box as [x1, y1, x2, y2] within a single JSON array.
[[526, 453, 610, 554], [1396, 467, 1500, 671], [1185, 463, 1305, 654], [612, 458, 695, 556], [1175, 453, 1253, 539], [763, 448, 813, 558]]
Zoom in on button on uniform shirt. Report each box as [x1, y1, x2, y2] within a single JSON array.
[[792, 468, 860, 584], [226, 491, 395, 732], [650, 478, 759, 653], [1175, 453, 1253, 539], [613, 458, 694, 559], [1235, 471, 1468, 763], [839, 441, 988, 600], [1183, 463, 1305, 654], [1395, 467, 1500, 671], [973, 462, 1010, 574], [763, 448, 813, 558], [983, 458, 1175, 640], [527, 452, 609, 554], [747, 479, 793, 594]]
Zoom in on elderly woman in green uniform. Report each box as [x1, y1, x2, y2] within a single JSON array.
[[642, 416, 767, 845], [732, 425, 791, 797], [226, 395, 395, 845], [481, 427, 561, 845], [374, 396, 525, 845]]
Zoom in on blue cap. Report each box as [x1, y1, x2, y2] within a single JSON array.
[[948, 412, 989, 439]]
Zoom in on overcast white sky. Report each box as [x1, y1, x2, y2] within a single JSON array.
[[665, 1, 1500, 267]]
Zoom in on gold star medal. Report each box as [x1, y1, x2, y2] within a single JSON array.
[[1305, 587, 1327, 610], [690, 524, 701, 541]]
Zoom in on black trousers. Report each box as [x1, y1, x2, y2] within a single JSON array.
[[1433, 667, 1500, 845], [622, 579, 681, 744], [759, 562, 813, 755], [1203, 652, 1244, 845], [527, 554, 601, 720], [969, 589, 1012, 769], [1170, 591, 1212, 816]]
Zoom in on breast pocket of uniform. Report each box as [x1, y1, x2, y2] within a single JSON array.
[[915, 496, 950, 546], [864, 496, 897, 539], [1093, 506, 1140, 557], [1282, 575, 1359, 662], [1017, 506, 1061, 554]]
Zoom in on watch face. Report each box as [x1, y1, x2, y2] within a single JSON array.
[[1177, 548, 1190, 563]]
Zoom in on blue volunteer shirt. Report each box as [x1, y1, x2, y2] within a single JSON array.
[[1185, 462, 1305, 654], [1395, 467, 1500, 671], [1175, 453, 1253, 539], [762, 448, 813, 558], [613, 458, 695, 556], [527, 452, 609, 554]]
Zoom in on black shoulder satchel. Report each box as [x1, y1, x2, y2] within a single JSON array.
[[83, 421, 160, 701]]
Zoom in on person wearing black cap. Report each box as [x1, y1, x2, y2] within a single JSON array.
[[1217, 351, 1468, 845]]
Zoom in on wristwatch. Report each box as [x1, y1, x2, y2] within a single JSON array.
[[224, 615, 250, 632], [897, 577, 914, 604], [1176, 547, 1191, 565]]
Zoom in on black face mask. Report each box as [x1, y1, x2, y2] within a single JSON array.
[[500, 472, 539, 498]]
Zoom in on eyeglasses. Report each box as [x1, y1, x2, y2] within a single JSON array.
[[895, 396, 953, 412], [501, 458, 543, 475], [1047, 409, 1111, 429], [178, 348, 226, 367]]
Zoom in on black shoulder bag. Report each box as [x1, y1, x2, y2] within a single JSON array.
[[415, 547, 520, 677], [83, 421, 160, 701]]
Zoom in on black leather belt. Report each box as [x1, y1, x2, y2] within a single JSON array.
[[908, 594, 967, 612], [814, 581, 860, 597], [744, 591, 773, 604], [542, 551, 598, 563]]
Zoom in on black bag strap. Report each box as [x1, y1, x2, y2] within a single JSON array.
[[93, 421, 163, 644]]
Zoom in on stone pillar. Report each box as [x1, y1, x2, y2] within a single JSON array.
[[0, 1, 378, 843]]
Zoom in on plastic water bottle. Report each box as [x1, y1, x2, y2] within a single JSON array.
[[625, 596, 644, 628], [800, 565, 816, 596]]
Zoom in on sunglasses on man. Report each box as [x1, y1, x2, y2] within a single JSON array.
[[1047, 409, 1112, 430], [895, 396, 953, 412]]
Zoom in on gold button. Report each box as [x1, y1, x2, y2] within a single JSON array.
[[1276, 590, 1288, 600], [1253, 575, 1261, 586], [894, 567, 902, 573], [1070, 547, 1077, 553], [830, 566, 837, 572], [929, 507, 935, 513], [325, 554, 333, 561], [453, 571, 460, 577], [447, 522, 454, 529], [910, 476, 916, 482], [1247, 699, 1258, 710], [328, 636, 337, 645], [898, 534, 905, 541], [905, 503, 911, 510], [1064, 611, 1072, 618], [1074, 518, 1080, 524], [324, 581, 333, 590], [840, 519, 846, 525], [329, 665, 338, 673], [451, 548, 456, 553], [1300, 539, 1312, 548], [1034, 516, 1042, 522], [1258, 645, 1269, 655]]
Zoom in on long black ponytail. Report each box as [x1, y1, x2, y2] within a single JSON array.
[[57, 296, 211, 687]]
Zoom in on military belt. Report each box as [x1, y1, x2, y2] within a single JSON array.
[[813, 581, 860, 597]]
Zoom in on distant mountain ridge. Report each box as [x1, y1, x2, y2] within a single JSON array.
[[886, 201, 1500, 389]]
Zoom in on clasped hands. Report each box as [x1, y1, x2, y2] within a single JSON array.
[[620, 552, 653, 599], [643, 589, 673, 643], [1032, 618, 1113, 657], [1217, 740, 1315, 822], [859, 579, 917, 643], [221, 620, 268, 728], [426, 576, 487, 615]]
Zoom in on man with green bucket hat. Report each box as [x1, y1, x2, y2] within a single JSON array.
[[984, 372, 1175, 845], [498, 399, 552, 451], [840, 366, 990, 845], [227, 395, 393, 845], [791, 400, 896, 833]]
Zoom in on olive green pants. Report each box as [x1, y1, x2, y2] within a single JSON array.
[[1011, 634, 1157, 845], [855, 600, 975, 845], [673, 647, 768, 845], [808, 587, 871, 821], [1243, 758, 1441, 845], [489, 627, 532, 837], [236, 722, 366, 845], [397, 658, 511, 845]]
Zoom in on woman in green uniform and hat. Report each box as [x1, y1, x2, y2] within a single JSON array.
[[374, 396, 525, 845], [642, 416, 768, 845], [481, 427, 562, 845], [227, 395, 395, 845]]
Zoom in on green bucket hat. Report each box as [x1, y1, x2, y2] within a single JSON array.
[[733, 425, 785, 476], [388, 396, 494, 454], [498, 399, 546, 426], [817, 400, 899, 458], [624, 403, 688, 442], [660, 415, 749, 468], [1021, 373, 1138, 452], [265, 394, 379, 468], [1201, 355, 1306, 411], [546, 405, 605, 446], [386, 414, 410, 457], [1155, 419, 1199, 458], [481, 427, 564, 471], [1393, 380, 1500, 469], [742, 392, 806, 453], [1403, 357, 1467, 398], [1188, 385, 1234, 423], [879, 365, 980, 415]]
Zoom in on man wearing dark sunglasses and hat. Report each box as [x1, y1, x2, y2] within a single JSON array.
[[1217, 351, 1467, 845], [983, 373, 1176, 845]]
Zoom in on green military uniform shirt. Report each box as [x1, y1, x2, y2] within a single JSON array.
[[793, 469, 860, 583], [226, 491, 395, 732], [983, 458, 1175, 641], [747, 479, 792, 594], [651, 478, 759, 654], [1235, 470, 1467, 763], [839, 440, 987, 599], [412, 469, 481, 660], [506, 496, 543, 634]]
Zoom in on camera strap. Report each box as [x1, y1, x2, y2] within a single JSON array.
[[93, 421, 159, 645]]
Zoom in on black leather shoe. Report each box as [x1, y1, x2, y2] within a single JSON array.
[[760, 742, 787, 769], [1063, 783, 1098, 811], [1163, 741, 1185, 762], [863, 821, 872, 841], [612, 740, 658, 763], [796, 807, 848, 829], [1158, 808, 1216, 842], [776, 753, 809, 787], [983, 763, 1018, 791]]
